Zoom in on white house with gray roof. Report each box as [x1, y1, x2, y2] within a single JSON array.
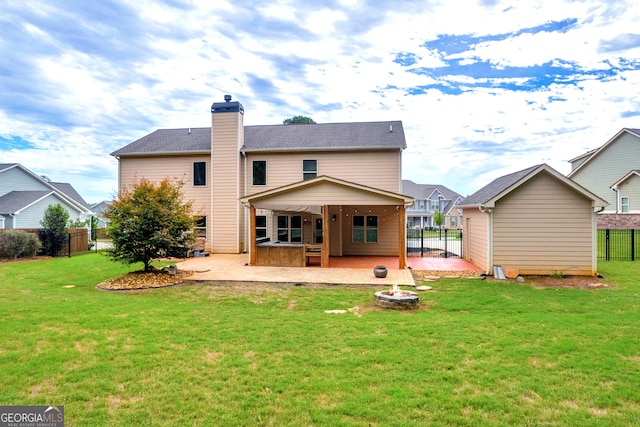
[[111, 96, 414, 268], [568, 128, 640, 228], [0, 163, 93, 229], [402, 180, 463, 230]]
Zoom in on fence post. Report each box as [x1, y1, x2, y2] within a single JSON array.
[[632, 229, 635, 262], [421, 229, 424, 257], [605, 229, 610, 261], [444, 229, 448, 258]]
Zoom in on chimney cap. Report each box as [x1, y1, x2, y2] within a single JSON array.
[[224, 94, 232, 102]]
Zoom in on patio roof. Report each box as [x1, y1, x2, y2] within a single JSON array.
[[239, 175, 414, 212]]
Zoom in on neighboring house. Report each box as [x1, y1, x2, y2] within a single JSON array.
[[111, 96, 414, 268], [458, 164, 607, 276], [567, 128, 640, 227], [90, 201, 111, 228], [402, 180, 463, 229], [0, 163, 93, 229]]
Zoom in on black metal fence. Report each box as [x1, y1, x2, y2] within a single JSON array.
[[406, 228, 462, 258], [598, 229, 640, 261]]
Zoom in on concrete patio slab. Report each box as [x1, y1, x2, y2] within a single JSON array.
[[177, 254, 416, 287]]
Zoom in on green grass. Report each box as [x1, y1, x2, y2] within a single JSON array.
[[1, 254, 640, 426]]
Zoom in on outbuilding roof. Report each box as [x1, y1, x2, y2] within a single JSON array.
[[459, 164, 607, 209]]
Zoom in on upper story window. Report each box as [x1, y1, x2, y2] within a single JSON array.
[[621, 197, 630, 213], [193, 162, 206, 186], [303, 160, 317, 180], [253, 160, 266, 185], [429, 199, 439, 211], [352, 215, 378, 243]]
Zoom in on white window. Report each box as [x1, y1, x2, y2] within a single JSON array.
[[303, 160, 317, 180], [621, 197, 629, 213]]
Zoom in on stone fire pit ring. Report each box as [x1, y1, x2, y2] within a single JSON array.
[[374, 289, 419, 309]]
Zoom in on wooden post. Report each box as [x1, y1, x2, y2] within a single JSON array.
[[322, 204, 330, 267], [249, 205, 256, 265], [398, 204, 407, 269]]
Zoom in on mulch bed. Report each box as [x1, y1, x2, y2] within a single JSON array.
[[96, 269, 193, 291]]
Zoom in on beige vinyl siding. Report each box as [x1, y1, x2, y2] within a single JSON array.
[[341, 205, 399, 256], [570, 132, 640, 212], [463, 208, 488, 272], [117, 155, 212, 250], [615, 174, 640, 212], [212, 112, 243, 253], [492, 172, 595, 275], [245, 150, 401, 195]]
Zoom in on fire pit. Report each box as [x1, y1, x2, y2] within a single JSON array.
[[375, 284, 419, 309]]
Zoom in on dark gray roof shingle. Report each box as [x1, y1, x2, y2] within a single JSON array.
[[460, 164, 542, 206], [0, 191, 51, 214], [111, 121, 406, 156]]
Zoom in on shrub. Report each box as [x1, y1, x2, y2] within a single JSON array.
[[0, 230, 42, 259]]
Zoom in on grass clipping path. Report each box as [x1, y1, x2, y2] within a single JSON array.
[[96, 267, 192, 290]]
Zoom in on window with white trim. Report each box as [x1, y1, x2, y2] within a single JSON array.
[[253, 160, 266, 185], [193, 162, 206, 186], [303, 160, 317, 180], [352, 215, 378, 243], [621, 197, 630, 213]]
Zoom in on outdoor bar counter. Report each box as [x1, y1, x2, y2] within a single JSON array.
[[255, 241, 322, 267]]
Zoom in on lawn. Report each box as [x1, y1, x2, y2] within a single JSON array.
[[1, 254, 639, 426]]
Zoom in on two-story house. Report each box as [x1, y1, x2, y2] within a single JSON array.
[[402, 180, 463, 230], [0, 163, 93, 229], [567, 128, 640, 227], [111, 96, 414, 268]]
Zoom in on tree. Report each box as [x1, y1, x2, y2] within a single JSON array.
[[104, 178, 198, 271], [283, 115, 316, 125], [40, 204, 70, 256]]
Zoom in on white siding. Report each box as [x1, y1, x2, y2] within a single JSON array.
[[614, 174, 640, 212], [570, 132, 640, 212], [15, 194, 81, 228], [0, 167, 49, 197]]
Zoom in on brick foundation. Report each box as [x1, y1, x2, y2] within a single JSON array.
[[597, 213, 640, 229]]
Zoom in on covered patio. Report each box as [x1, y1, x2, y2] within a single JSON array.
[[240, 176, 414, 269]]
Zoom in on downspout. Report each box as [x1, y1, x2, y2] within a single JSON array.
[[241, 149, 248, 253]]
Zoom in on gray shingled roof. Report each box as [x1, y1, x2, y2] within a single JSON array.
[[402, 180, 462, 200], [50, 182, 90, 208], [111, 121, 406, 156], [460, 164, 542, 206], [0, 191, 51, 214], [111, 128, 211, 156], [242, 121, 405, 152]]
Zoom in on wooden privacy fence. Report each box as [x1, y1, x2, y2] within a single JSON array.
[[5, 228, 90, 257]]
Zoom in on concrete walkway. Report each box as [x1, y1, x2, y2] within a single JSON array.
[[177, 254, 416, 287]]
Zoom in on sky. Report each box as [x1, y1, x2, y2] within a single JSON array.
[[1, 0, 640, 203]]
